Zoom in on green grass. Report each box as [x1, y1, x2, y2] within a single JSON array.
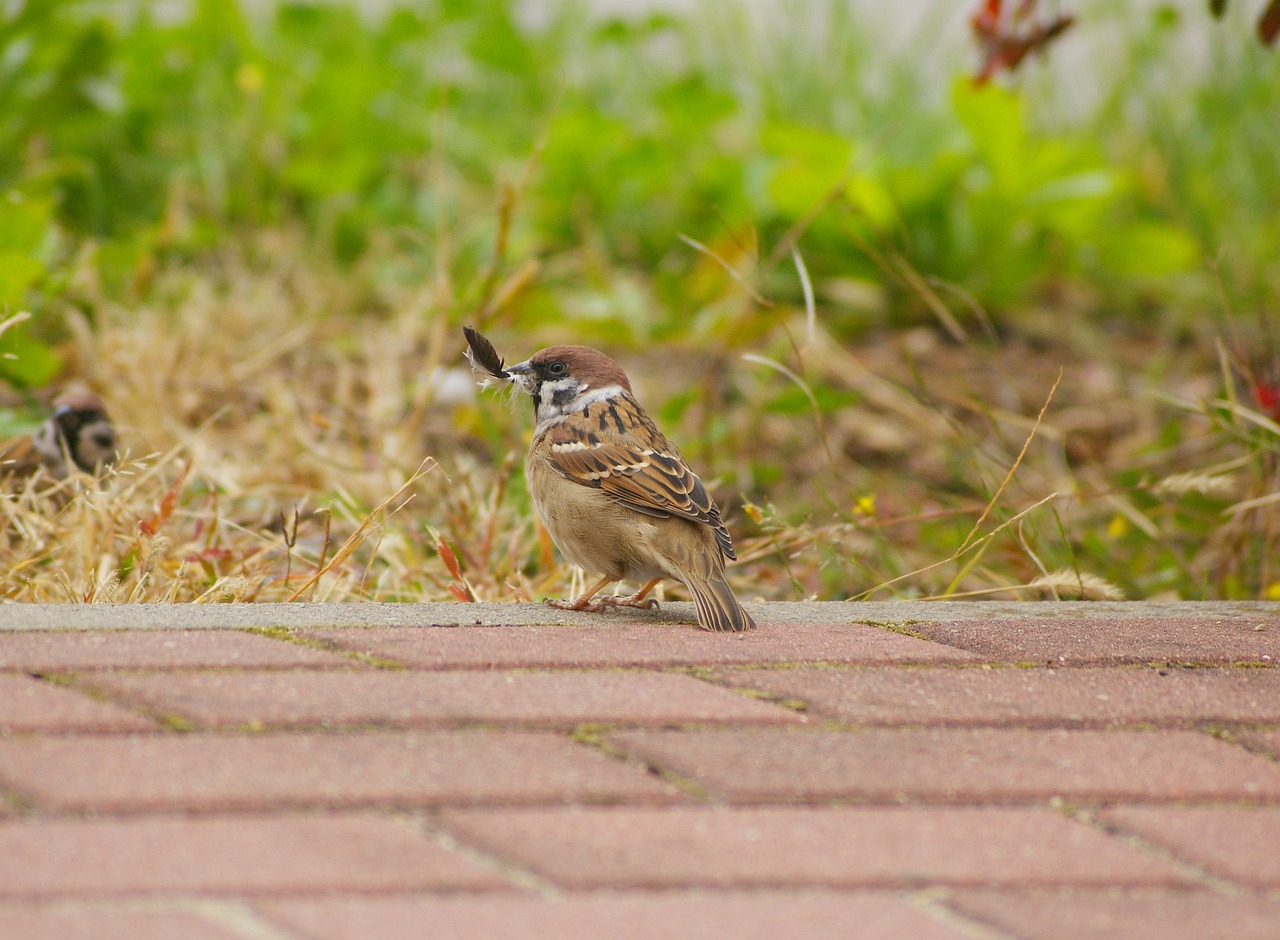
[[0, 0, 1278, 603]]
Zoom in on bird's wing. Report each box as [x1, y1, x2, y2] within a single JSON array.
[[546, 425, 737, 560]]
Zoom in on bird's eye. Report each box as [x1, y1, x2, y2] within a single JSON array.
[[548, 361, 567, 377]]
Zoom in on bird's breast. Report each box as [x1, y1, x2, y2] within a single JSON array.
[[527, 447, 668, 581]]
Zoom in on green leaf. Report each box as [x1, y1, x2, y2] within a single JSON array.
[[0, 406, 43, 440], [951, 80, 1026, 191], [0, 195, 56, 254], [763, 122, 855, 217], [1095, 221, 1199, 277], [0, 252, 44, 307], [0, 320, 61, 388], [658, 388, 698, 425], [845, 174, 897, 229]]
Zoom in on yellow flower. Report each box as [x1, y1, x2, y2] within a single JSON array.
[[853, 494, 876, 516], [1106, 513, 1129, 539]]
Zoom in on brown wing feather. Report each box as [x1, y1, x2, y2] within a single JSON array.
[[546, 422, 737, 560]]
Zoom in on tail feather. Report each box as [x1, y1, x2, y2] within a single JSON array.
[[688, 576, 756, 632]]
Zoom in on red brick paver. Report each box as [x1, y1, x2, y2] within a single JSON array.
[[436, 806, 1191, 889], [905, 616, 1279, 664], [77, 669, 800, 729], [0, 629, 355, 671], [0, 730, 681, 811], [303, 622, 979, 669], [260, 891, 973, 940], [608, 727, 1280, 803], [713, 664, 1280, 726], [1236, 728, 1280, 759], [0, 906, 248, 940], [1099, 804, 1280, 888], [0, 813, 509, 898], [1, 606, 1277, 934], [946, 890, 1280, 940], [0, 674, 154, 733]]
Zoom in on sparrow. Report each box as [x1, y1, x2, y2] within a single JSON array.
[[494, 340, 755, 632], [0, 387, 117, 484]]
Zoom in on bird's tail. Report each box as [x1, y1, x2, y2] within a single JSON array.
[[688, 576, 756, 632]]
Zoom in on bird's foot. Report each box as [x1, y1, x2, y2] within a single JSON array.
[[544, 597, 610, 614], [542, 593, 659, 614], [597, 593, 659, 611]]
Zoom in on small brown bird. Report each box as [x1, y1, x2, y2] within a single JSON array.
[[499, 342, 755, 632], [0, 387, 117, 484]]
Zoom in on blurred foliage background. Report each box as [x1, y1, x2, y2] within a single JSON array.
[[1, 0, 1278, 604]]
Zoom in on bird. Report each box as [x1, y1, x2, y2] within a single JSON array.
[[0, 386, 117, 485], [497, 341, 755, 632]]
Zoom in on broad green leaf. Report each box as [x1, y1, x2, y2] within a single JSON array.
[[0, 320, 60, 388], [0, 196, 55, 254], [1096, 220, 1200, 277], [951, 80, 1026, 191], [0, 251, 43, 306]]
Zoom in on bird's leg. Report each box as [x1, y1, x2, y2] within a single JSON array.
[[544, 574, 616, 613], [596, 577, 662, 611]]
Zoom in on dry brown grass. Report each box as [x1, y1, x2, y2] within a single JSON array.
[[3, 229, 1278, 604], [2, 237, 542, 603]]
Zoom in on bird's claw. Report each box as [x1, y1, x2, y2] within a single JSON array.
[[598, 594, 659, 611], [544, 597, 609, 613], [543, 594, 660, 614]]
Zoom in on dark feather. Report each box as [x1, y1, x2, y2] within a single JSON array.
[[463, 326, 508, 379]]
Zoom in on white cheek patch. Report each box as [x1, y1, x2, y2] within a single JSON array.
[[32, 422, 61, 461], [533, 382, 629, 434], [540, 376, 580, 409]]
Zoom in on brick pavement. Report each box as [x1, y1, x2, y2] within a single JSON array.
[[0, 602, 1276, 939]]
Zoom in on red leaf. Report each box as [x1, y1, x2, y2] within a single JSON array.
[[970, 0, 1074, 83], [138, 461, 192, 536], [1255, 382, 1280, 420], [978, 0, 1002, 25], [1259, 0, 1280, 45], [434, 531, 476, 602], [436, 534, 464, 581], [187, 547, 234, 563]]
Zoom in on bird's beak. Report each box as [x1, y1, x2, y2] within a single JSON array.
[[504, 359, 533, 391]]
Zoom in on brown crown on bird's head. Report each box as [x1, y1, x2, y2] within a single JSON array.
[[512, 346, 633, 394]]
